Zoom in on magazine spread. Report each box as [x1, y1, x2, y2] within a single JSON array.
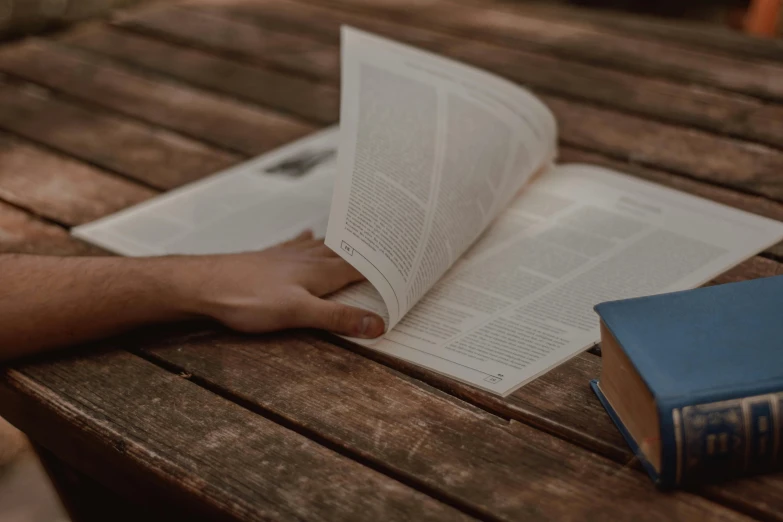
[[73, 28, 783, 396]]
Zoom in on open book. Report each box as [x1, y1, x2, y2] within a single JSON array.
[[73, 28, 783, 396]]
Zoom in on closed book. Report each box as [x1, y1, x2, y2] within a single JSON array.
[[592, 275, 783, 488]]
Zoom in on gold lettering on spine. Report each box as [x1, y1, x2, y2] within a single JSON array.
[[673, 408, 683, 485], [743, 397, 752, 471], [773, 393, 781, 463]]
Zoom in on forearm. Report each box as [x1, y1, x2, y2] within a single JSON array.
[[0, 236, 385, 363], [0, 254, 197, 362]]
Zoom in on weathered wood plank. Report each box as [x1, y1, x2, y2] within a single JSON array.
[[446, 41, 783, 151], [4, 179, 776, 519], [458, 0, 783, 63], [138, 0, 783, 149], [113, 4, 329, 78], [0, 81, 239, 190], [0, 201, 104, 256], [10, 195, 777, 520], [114, 5, 343, 82], [511, 345, 783, 522], [0, 133, 154, 226], [302, 0, 783, 102], [328, 256, 783, 462], [136, 328, 750, 522], [4, 3, 776, 516], [2, 205, 759, 520], [542, 95, 783, 201], [558, 146, 783, 225], [0, 151, 763, 516], [0, 350, 472, 522], [120, 3, 783, 202], [55, 19, 781, 234], [0, 40, 314, 156], [327, 254, 783, 521], [60, 26, 339, 124]]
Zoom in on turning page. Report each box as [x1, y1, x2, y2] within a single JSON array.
[[325, 27, 557, 330]]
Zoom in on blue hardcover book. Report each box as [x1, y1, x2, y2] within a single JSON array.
[[591, 275, 783, 488]]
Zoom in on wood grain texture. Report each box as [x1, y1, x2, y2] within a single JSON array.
[[3, 206, 777, 522], [114, 4, 330, 78], [541, 95, 783, 202], [57, 17, 783, 246], [123, 2, 783, 202], [0, 2, 778, 520], [0, 132, 154, 226], [136, 329, 750, 522], [326, 255, 783, 521], [0, 201, 104, 256], [0, 40, 315, 156], [457, 0, 783, 63], [335, 256, 783, 450], [304, 0, 783, 102], [445, 41, 783, 151], [2, 214, 766, 520], [155, 0, 783, 149], [0, 81, 239, 190], [0, 350, 471, 522], [115, 5, 344, 82], [60, 26, 340, 124]]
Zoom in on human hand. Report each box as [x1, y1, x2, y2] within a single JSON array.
[[178, 231, 386, 339]]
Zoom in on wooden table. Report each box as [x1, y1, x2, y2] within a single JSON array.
[[1, 0, 783, 520]]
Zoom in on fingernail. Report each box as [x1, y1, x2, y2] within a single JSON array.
[[359, 316, 383, 338]]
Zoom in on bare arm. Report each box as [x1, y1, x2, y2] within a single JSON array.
[[0, 232, 385, 362]]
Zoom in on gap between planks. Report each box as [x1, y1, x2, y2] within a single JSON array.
[[0, 204, 764, 520], [2, 40, 781, 261], [0, 24, 772, 236], [0, 72, 249, 165], [132, 346, 507, 522], [161, 0, 783, 151], [101, 1, 783, 201], [114, 0, 783, 150]]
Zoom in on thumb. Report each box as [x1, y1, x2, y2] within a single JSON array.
[[294, 295, 386, 339]]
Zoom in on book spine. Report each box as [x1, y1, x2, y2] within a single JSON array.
[[667, 392, 783, 486]]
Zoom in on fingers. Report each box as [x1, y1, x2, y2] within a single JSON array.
[[304, 242, 339, 257], [295, 229, 314, 241], [286, 238, 335, 255], [305, 258, 366, 296], [290, 294, 386, 339], [280, 229, 314, 246]]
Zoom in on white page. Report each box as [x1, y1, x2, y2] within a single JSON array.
[[325, 27, 557, 329], [72, 128, 340, 256], [366, 163, 783, 396]]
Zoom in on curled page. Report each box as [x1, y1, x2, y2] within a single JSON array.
[[325, 27, 557, 330]]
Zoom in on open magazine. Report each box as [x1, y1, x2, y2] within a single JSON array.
[[73, 28, 783, 396]]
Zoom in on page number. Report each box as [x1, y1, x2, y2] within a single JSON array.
[[484, 376, 502, 384], [341, 241, 355, 256]]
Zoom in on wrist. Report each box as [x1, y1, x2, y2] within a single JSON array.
[[147, 255, 218, 321], [132, 256, 208, 322]]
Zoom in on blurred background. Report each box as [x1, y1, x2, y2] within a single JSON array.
[[0, 0, 146, 40], [0, 0, 779, 40]]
